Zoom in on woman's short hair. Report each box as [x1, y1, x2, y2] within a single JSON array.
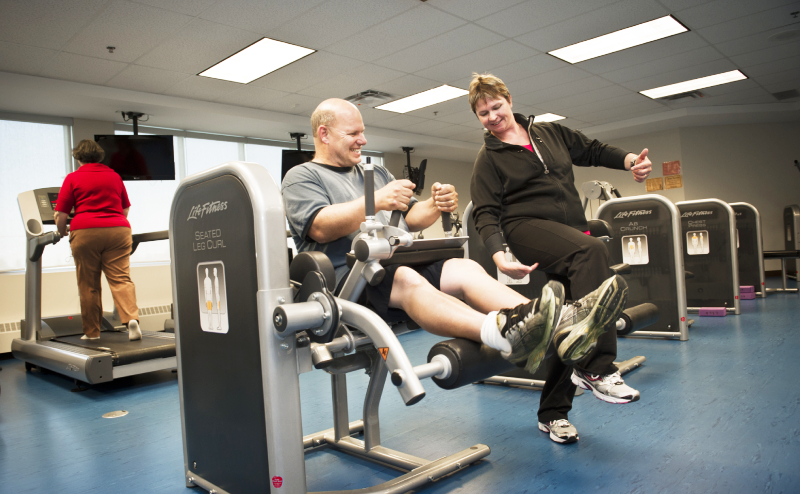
[[468, 73, 511, 113], [72, 139, 105, 164]]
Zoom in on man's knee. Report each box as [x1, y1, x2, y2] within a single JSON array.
[[392, 266, 428, 293]]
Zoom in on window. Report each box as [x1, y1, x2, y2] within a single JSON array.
[[0, 118, 72, 272]]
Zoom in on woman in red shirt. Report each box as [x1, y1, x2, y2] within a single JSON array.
[[54, 139, 141, 341]]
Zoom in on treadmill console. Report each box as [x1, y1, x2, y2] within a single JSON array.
[[18, 187, 73, 238]]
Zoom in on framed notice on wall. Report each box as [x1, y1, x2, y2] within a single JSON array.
[[663, 160, 681, 175], [665, 174, 683, 189], [646, 177, 664, 192]]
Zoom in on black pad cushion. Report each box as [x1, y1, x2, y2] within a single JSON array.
[[587, 219, 613, 238], [764, 250, 800, 259], [290, 251, 336, 288], [346, 247, 464, 269]]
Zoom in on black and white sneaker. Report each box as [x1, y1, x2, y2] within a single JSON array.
[[497, 281, 565, 373], [572, 369, 640, 404], [538, 419, 579, 444], [552, 275, 628, 365]]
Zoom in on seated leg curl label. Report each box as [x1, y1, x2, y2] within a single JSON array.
[[622, 234, 649, 265], [686, 230, 709, 255], [196, 261, 229, 333]]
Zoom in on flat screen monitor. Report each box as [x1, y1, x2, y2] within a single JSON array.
[[94, 135, 175, 181], [281, 149, 315, 180]]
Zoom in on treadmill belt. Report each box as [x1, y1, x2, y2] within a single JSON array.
[[55, 332, 175, 366]]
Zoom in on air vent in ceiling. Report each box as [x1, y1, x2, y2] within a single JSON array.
[[659, 90, 704, 101], [344, 90, 394, 107], [773, 89, 800, 101], [768, 29, 800, 43]]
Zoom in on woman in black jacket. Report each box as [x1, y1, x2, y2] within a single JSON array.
[[468, 73, 652, 444]]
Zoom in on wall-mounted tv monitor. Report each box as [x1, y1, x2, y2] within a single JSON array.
[[281, 149, 316, 180], [94, 135, 175, 181]]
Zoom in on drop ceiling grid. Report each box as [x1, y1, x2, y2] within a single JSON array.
[[412, 40, 540, 85], [0, 0, 108, 50]]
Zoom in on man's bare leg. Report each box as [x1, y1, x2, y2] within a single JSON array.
[[388, 266, 484, 341], [439, 258, 528, 312]]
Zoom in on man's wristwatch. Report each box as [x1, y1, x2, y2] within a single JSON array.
[[630, 158, 636, 170]]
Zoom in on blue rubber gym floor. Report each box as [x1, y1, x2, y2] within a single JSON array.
[[1, 278, 799, 494]]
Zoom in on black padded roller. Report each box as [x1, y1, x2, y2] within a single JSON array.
[[618, 302, 659, 336], [427, 338, 515, 390], [289, 251, 336, 288]]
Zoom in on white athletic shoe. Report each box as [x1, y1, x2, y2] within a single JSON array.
[[80, 335, 100, 341], [128, 319, 142, 341], [538, 419, 579, 444], [571, 369, 640, 404]]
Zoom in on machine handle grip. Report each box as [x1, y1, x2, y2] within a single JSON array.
[[389, 210, 401, 227], [364, 165, 375, 218], [441, 212, 452, 237]]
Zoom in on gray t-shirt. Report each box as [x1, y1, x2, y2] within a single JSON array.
[[282, 162, 418, 286]]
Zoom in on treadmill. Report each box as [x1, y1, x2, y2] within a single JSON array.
[[13, 187, 176, 385]]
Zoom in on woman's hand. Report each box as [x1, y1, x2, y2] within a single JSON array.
[[492, 251, 538, 279], [627, 148, 652, 183]]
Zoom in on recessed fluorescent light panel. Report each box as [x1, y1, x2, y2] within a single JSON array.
[[534, 113, 566, 123], [199, 38, 315, 84], [549, 15, 688, 64], [640, 70, 748, 99], [376, 85, 469, 113]]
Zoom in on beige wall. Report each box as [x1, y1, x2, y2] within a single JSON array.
[[383, 152, 475, 238]]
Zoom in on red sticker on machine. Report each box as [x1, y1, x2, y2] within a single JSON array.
[[272, 476, 283, 488], [681, 317, 685, 322], [378, 347, 389, 360]]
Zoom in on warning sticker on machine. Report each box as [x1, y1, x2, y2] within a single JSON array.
[[379, 348, 389, 360]]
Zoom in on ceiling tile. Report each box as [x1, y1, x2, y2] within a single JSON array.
[[64, 0, 194, 63], [621, 58, 738, 92], [695, 4, 800, 44], [716, 23, 800, 57], [476, 0, 619, 38], [665, 85, 775, 107], [198, 0, 327, 34], [489, 54, 571, 84], [602, 46, 724, 84], [546, 86, 640, 113], [38, 51, 128, 85], [248, 51, 363, 93], [375, 113, 429, 130], [325, 5, 466, 63], [106, 64, 191, 93], [577, 32, 709, 76], [742, 55, 800, 78], [580, 105, 671, 126], [428, 0, 528, 22], [437, 110, 482, 126], [753, 67, 800, 86], [449, 129, 486, 144], [564, 94, 662, 119], [0, 0, 107, 50], [513, 0, 670, 53], [134, 18, 262, 74], [132, 0, 218, 16], [514, 76, 617, 107], [675, 0, 796, 30], [764, 80, 800, 93], [405, 97, 471, 119], [163, 75, 242, 101], [297, 64, 405, 99], [414, 40, 540, 84], [261, 93, 322, 116], [373, 24, 505, 74], [697, 78, 759, 96], [215, 85, 290, 109], [729, 39, 800, 67], [509, 66, 595, 97], [371, 75, 444, 99], [0, 41, 58, 76], [658, 0, 715, 10], [266, 0, 418, 49], [359, 106, 404, 125]]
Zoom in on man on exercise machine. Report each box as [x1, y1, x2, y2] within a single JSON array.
[[281, 98, 629, 377]]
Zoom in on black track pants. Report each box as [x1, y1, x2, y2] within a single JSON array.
[[505, 218, 619, 422]]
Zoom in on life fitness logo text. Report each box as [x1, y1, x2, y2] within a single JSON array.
[[681, 211, 713, 218], [614, 210, 652, 219], [187, 201, 228, 221]]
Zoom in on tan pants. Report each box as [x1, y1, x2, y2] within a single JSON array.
[[70, 227, 139, 338]]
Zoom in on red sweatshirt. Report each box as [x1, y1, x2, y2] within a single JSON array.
[[55, 163, 131, 231]]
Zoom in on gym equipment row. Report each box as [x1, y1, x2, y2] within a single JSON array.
[[14, 188, 175, 385], [764, 205, 800, 294]]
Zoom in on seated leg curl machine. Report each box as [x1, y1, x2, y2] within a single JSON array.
[[170, 161, 658, 494]]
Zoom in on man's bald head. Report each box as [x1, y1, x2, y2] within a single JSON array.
[[310, 98, 360, 138]]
